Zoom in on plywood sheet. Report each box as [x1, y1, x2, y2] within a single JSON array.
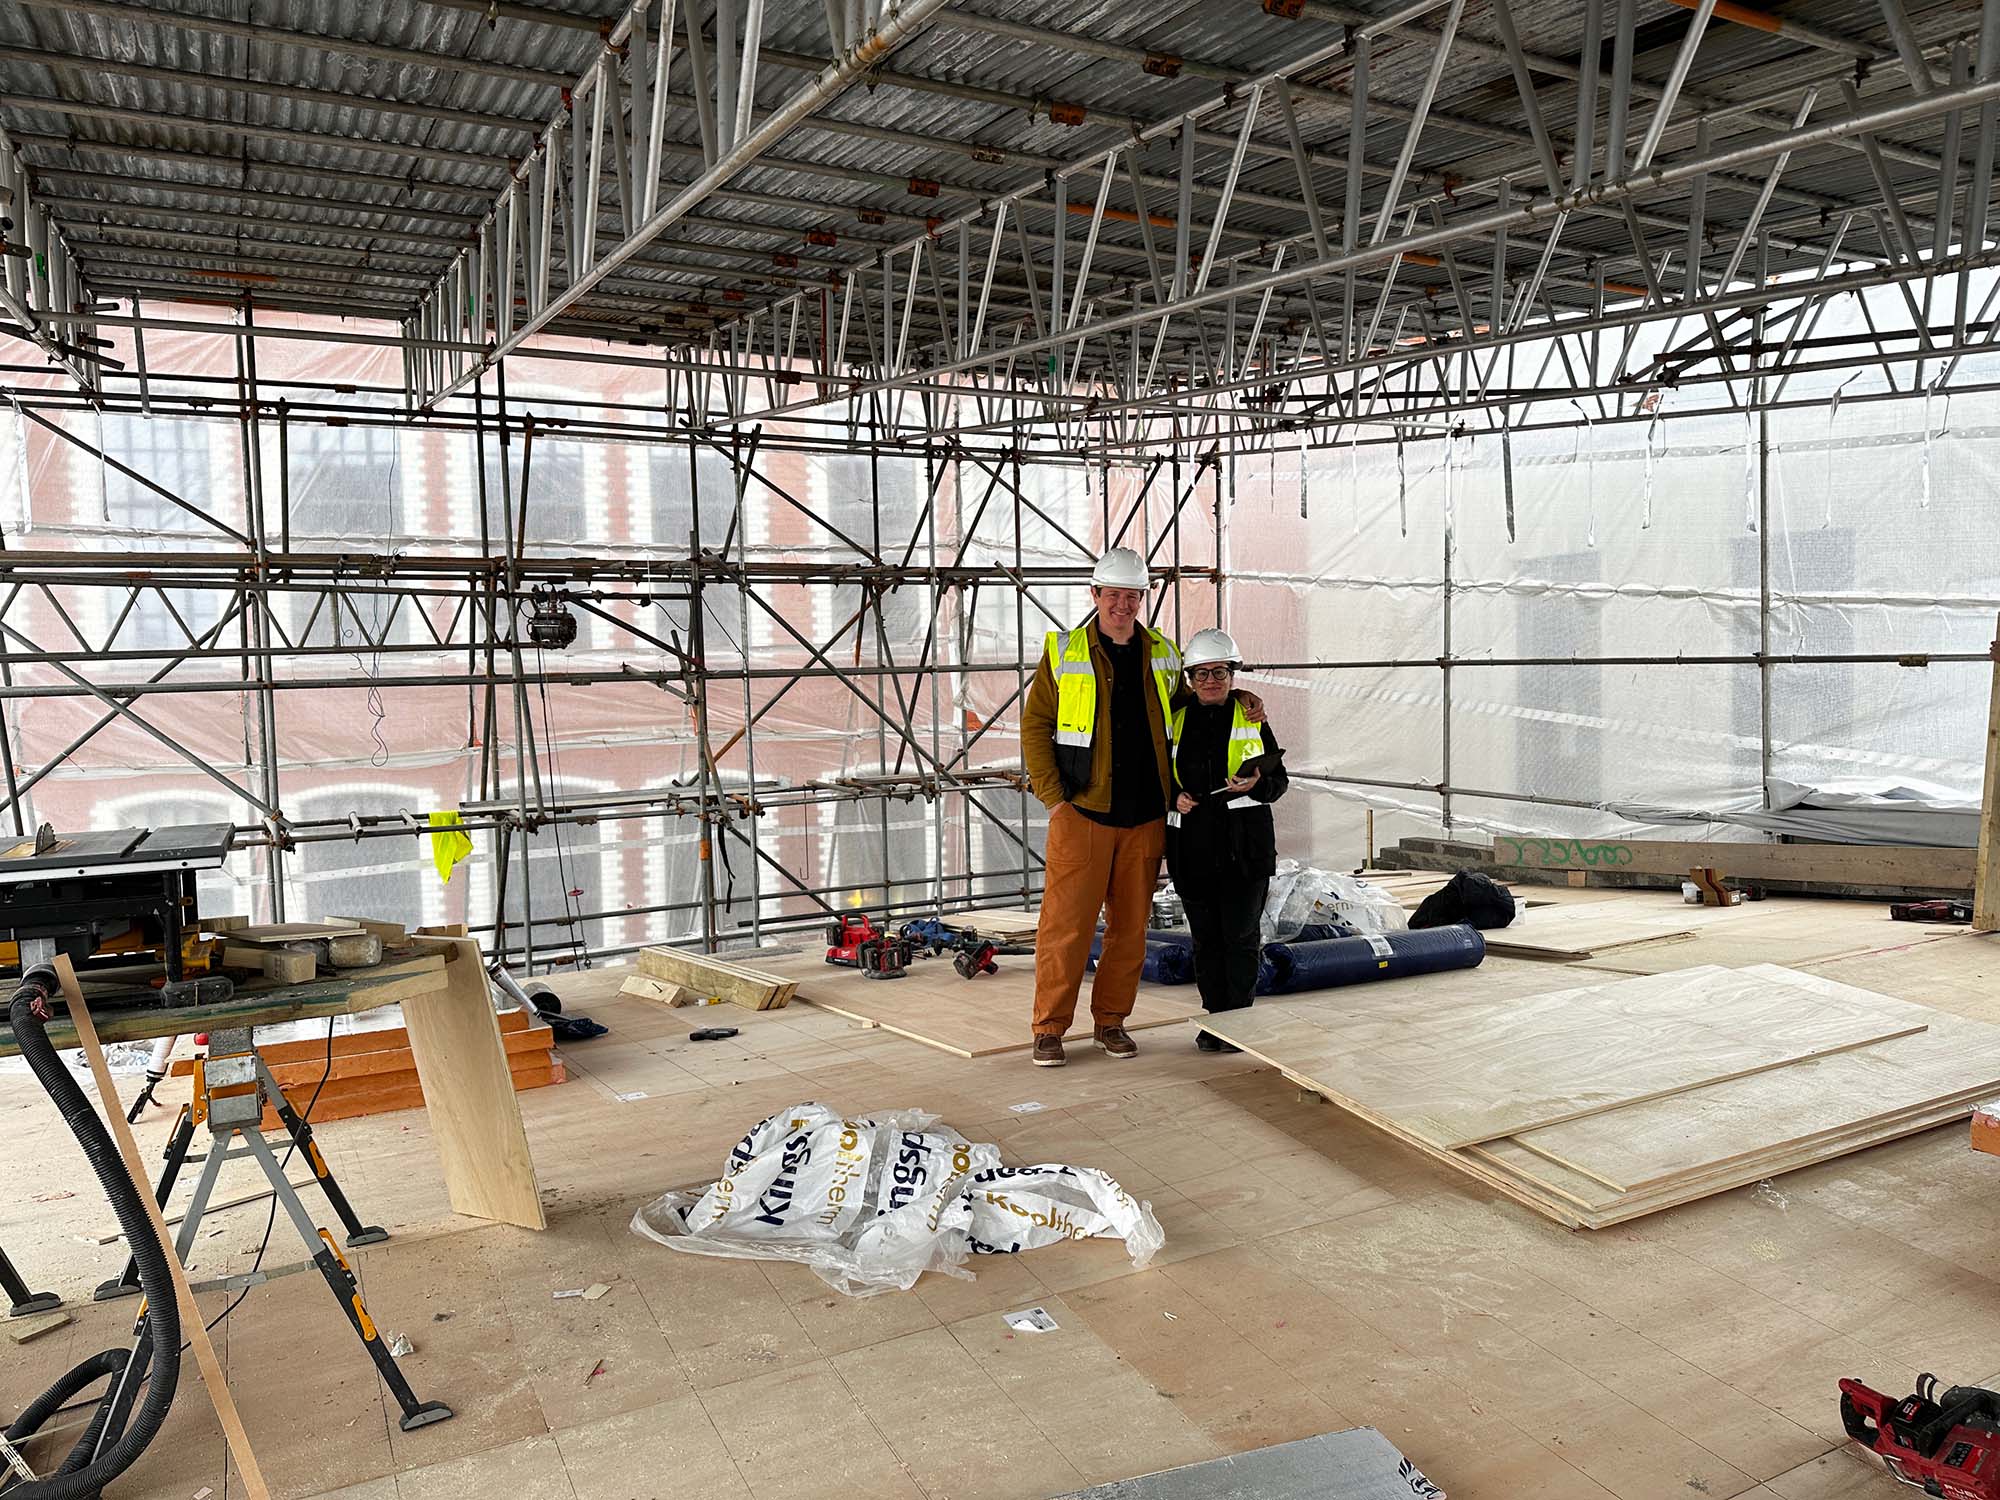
[[1511, 966, 2000, 1192], [951, 906, 1044, 941], [1051, 1426, 1441, 1499], [755, 947, 1202, 1057], [1200, 964, 1927, 1150], [225, 921, 366, 945], [1470, 1103, 1975, 1227], [399, 937, 546, 1230], [1478, 899, 1704, 960]]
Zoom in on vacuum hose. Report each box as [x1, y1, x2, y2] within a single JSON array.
[[5, 967, 181, 1496]]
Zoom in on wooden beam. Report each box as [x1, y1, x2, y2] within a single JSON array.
[[57, 958, 273, 1500], [1977, 615, 2000, 932], [1486, 837, 1976, 892], [0, 954, 449, 1057], [636, 946, 796, 1010]]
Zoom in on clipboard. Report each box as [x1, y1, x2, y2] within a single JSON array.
[[1206, 746, 1284, 796]]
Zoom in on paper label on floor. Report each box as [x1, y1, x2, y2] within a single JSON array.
[[1003, 1306, 1059, 1333]]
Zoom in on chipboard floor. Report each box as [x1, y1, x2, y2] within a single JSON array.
[[2, 891, 1997, 1499]]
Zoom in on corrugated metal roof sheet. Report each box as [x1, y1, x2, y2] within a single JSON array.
[[0, 0, 1970, 377]]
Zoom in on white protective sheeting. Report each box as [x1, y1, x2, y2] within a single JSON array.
[[631, 1102, 1165, 1296]]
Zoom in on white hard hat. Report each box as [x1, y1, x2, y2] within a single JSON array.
[[1182, 627, 1241, 669], [1090, 547, 1150, 590]]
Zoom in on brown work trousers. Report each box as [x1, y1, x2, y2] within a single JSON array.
[[1033, 805, 1165, 1036]]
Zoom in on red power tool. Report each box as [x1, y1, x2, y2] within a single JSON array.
[[824, 914, 908, 980], [1841, 1374, 2000, 1498], [1890, 899, 1974, 924]]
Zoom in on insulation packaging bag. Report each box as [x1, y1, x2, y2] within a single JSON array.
[[1263, 860, 1410, 941], [631, 1103, 1165, 1296]]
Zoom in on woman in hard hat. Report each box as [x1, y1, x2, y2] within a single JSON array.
[[1167, 627, 1288, 1052]]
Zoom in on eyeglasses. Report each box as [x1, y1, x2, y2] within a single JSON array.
[[1186, 666, 1233, 683]]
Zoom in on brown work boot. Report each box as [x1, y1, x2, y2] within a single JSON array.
[[1094, 1025, 1137, 1059], [1032, 1034, 1067, 1068]]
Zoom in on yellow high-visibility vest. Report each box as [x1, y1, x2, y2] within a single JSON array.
[[1167, 698, 1264, 825], [1044, 624, 1180, 794]]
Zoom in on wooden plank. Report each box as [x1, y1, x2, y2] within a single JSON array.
[[1977, 615, 2000, 930], [1488, 835, 1976, 892], [753, 945, 1202, 1057], [1475, 897, 1704, 961], [1509, 966, 2000, 1193], [264, 1022, 555, 1089], [259, 1054, 564, 1129], [168, 1006, 532, 1075], [0, 953, 450, 1057], [226, 921, 367, 945], [619, 973, 693, 1007], [397, 936, 545, 1230], [58, 960, 273, 1500], [4, 1309, 70, 1343], [1470, 1102, 1977, 1227], [223, 943, 317, 983], [636, 945, 794, 1010], [329, 915, 409, 943], [1200, 964, 1928, 1151]]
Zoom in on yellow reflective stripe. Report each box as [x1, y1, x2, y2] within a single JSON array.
[[1228, 701, 1258, 778], [1051, 627, 1096, 747]]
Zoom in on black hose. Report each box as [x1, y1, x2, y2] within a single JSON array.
[[5, 968, 180, 1497], [3, 1348, 126, 1446]]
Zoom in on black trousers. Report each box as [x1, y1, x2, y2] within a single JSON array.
[[1181, 876, 1269, 1014]]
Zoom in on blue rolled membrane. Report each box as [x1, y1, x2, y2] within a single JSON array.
[[1257, 924, 1485, 995]]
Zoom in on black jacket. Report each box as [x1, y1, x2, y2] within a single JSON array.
[[1164, 692, 1288, 891]]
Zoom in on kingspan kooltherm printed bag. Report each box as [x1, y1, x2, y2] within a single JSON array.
[[631, 1103, 1165, 1297]]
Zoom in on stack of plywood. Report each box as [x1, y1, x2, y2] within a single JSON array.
[[635, 944, 796, 1010], [173, 1008, 564, 1127], [1203, 962, 2000, 1228]]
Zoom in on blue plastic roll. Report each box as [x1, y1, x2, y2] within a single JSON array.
[[1143, 941, 1194, 985], [1087, 929, 1196, 984], [1257, 924, 1484, 995]]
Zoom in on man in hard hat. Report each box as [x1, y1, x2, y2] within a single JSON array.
[[1019, 548, 1260, 1066], [1168, 627, 1288, 1052]]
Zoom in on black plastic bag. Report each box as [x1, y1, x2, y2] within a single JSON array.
[[1408, 871, 1516, 930]]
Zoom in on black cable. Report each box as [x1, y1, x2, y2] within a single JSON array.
[[529, 643, 591, 972]]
